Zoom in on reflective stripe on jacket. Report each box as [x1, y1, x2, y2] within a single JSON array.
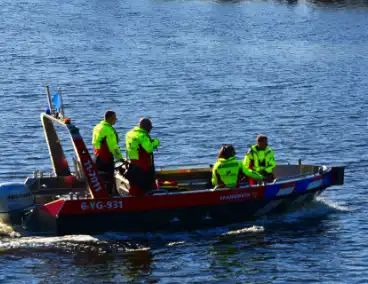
[[92, 120, 123, 162], [243, 145, 276, 174], [211, 157, 263, 188]]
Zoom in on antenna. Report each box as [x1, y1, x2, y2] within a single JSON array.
[[58, 87, 65, 118], [45, 85, 52, 113]]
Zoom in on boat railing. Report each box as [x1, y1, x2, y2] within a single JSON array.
[[210, 184, 240, 191], [72, 156, 85, 179], [210, 172, 319, 190], [145, 189, 169, 195], [272, 172, 315, 184], [157, 163, 212, 170]]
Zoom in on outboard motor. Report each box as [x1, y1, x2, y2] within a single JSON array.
[[318, 165, 329, 175], [0, 183, 35, 222], [116, 159, 142, 185], [115, 160, 150, 196]]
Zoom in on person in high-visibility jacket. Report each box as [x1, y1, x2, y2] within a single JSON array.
[[243, 135, 276, 182], [211, 144, 264, 189], [92, 110, 123, 194], [125, 117, 160, 195]]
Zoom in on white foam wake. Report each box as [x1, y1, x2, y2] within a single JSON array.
[[315, 196, 350, 212], [0, 222, 21, 238], [0, 235, 100, 250], [279, 197, 350, 224], [225, 225, 265, 235]]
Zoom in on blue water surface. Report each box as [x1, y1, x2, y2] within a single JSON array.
[[0, 0, 367, 283]]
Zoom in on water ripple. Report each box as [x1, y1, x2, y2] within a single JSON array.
[[0, 0, 367, 282]]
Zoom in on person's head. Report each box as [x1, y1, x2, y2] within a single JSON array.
[[218, 144, 236, 159], [256, 134, 268, 150], [139, 117, 153, 133], [104, 110, 117, 125]]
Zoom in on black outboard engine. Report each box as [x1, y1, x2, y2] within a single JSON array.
[[116, 159, 131, 176], [115, 159, 152, 195], [116, 159, 144, 187]]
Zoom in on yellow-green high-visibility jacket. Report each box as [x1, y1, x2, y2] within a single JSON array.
[[243, 145, 276, 174], [211, 157, 263, 188], [92, 120, 123, 162], [125, 127, 160, 171]]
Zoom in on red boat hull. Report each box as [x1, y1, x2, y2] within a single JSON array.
[[26, 174, 332, 235]]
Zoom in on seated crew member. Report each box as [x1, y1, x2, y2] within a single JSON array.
[[243, 135, 276, 184], [125, 117, 160, 196], [92, 110, 123, 195], [211, 144, 264, 189]]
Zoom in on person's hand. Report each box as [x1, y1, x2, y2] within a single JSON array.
[[262, 175, 274, 183], [152, 138, 160, 149]]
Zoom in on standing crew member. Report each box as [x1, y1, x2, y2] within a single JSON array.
[[243, 135, 276, 184], [211, 144, 264, 189], [125, 117, 160, 196], [92, 110, 123, 195]]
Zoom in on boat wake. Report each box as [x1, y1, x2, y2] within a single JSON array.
[[0, 222, 21, 238], [225, 225, 265, 235], [0, 234, 99, 250], [96, 225, 265, 243], [315, 197, 350, 212], [280, 196, 350, 223], [250, 196, 350, 229], [0, 225, 265, 252]]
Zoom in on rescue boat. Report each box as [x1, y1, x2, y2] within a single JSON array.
[[0, 87, 345, 235]]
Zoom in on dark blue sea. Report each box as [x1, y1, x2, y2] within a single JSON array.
[[0, 0, 367, 283]]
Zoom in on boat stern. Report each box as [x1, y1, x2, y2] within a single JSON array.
[[330, 166, 344, 185]]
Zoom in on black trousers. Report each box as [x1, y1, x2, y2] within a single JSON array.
[[95, 156, 115, 195]]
